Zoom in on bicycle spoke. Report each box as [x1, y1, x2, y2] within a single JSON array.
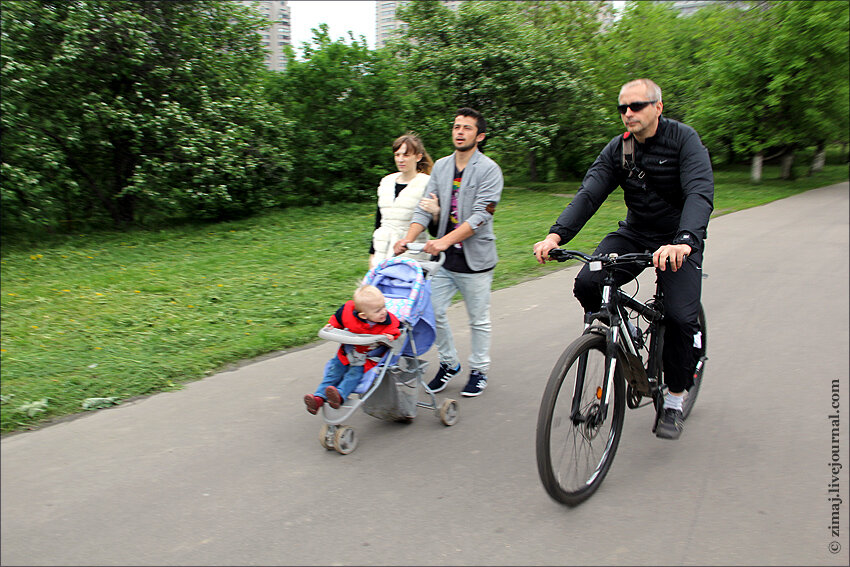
[[537, 334, 624, 504]]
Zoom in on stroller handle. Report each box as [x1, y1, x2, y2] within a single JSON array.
[[403, 242, 445, 274]]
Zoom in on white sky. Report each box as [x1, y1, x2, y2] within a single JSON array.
[[287, 1, 626, 57], [288, 1, 377, 54]]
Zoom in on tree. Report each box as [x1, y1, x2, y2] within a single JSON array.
[[593, 1, 728, 141], [1, 0, 292, 234], [685, 1, 849, 180], [264, 25, 407, 204], [393, 0, 608, 181]]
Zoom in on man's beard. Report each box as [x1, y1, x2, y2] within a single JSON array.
[[454, 139, 477, 152]]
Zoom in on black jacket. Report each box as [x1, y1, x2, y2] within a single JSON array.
[[550, 117, 714, 252]]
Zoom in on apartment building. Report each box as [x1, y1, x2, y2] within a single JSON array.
[[375, 0, 464, 48], [239, 0, 292, 71]]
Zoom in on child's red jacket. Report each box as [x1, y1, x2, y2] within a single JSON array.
[[327, 300, 401, 371]]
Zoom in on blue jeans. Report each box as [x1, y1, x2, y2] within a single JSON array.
[[315, 357, 364, 400], [430, 268, 494, 373]]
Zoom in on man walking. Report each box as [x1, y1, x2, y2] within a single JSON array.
[[533, 79, 714, 439], [395, 107, 503, 397]]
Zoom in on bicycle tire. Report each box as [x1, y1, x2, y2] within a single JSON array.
[[536, 332, 626, 506], [682, 304, 707, 420]]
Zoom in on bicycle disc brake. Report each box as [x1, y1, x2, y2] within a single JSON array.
[[581, 404, 604, 441]]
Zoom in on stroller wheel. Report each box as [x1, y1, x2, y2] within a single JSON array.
[[439, 399, 459, 426], [319, 424, 335, 450], [333, 425, 358, 455]]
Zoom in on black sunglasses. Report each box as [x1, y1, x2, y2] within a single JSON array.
[[617, 100, 657, 114]]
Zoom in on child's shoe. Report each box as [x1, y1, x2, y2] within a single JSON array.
[[325, 386, 344, 409], [304, 394, 324, 415]]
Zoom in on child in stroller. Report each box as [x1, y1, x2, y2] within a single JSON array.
[[304, 285, 401, 414], [312, 246, 459, 454]]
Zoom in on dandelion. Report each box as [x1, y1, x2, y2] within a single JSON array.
[[95, 292, 104, 296], [94, 347, 102, 350], [31, 325, 38, 329], [217, 284, 223, 287], [134, 290, 141, 293], [30, 254, 43, 260]]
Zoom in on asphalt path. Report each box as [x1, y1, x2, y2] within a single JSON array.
[[2, 182, 848, 566]]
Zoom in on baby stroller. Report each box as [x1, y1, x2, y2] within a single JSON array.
[[316, 245, 458, 454]]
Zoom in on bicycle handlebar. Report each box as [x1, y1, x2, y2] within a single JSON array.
[[548, 249, 656, 269]]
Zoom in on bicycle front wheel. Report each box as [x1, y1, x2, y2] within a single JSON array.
[[536, 332, 626, 506]]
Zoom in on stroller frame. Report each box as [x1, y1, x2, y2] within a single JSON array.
[[315, 248, 458, 454]]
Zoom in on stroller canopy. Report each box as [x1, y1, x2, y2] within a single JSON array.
[[364, 257, 436, 357]]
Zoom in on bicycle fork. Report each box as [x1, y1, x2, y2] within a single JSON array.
[[572, 284, 619, 426]]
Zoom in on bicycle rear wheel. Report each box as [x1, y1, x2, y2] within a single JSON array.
[[536, 332, 626, 506], [682, 304, 707, 420]]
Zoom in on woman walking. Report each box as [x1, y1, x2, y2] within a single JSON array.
[[369, 133, 434, 269]]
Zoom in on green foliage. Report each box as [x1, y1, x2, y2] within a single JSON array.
[[1, 0, 847, 235], [263, 25, 406, 205], [596, 1, 707, 126], [1, 0, 292, 234], [15, 398, 49, 418], [684, 1, 849, 160], [394, 0, 610, 179], [81, 397, 120, 410]]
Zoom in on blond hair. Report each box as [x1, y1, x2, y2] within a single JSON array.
[[353, 284, 385, 311]]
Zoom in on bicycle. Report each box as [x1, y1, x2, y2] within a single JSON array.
[[535, 249, 708, 506]]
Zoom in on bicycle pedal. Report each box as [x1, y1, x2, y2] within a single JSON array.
[[651, 408, 662, 434]]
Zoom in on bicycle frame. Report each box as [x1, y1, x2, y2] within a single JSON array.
[[558, 252, 664, 425], [536, 248, 708, 505]]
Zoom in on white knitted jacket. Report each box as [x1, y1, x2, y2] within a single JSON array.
[[371, 171, 431, 267]]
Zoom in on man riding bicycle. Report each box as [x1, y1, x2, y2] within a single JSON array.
[[533, 78, 714, 440]]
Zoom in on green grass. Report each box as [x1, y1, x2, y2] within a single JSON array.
[[1, 162, 847, 433]]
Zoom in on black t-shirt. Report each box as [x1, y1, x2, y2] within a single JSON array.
[[441, 166, 492, 274]]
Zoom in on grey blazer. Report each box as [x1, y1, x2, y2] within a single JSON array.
[[411, 149, 504, 271]]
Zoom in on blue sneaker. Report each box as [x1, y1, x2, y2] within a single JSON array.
[[427, 362, 461, 393], [461, 370, 487, 397]]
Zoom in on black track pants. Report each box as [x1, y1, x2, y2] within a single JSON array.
[[572, 228, 702, 393]]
